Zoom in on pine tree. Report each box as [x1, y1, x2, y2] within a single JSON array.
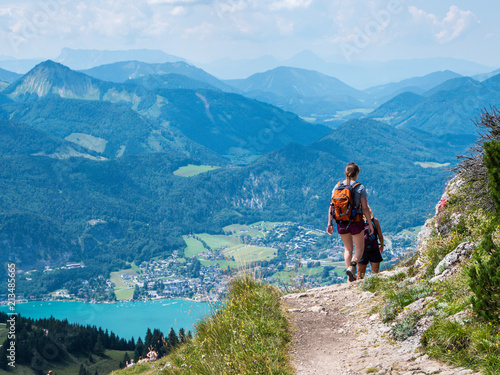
[[484, 140, 500, 211], [168, 328, 179, 348], [79, 364, 88, 375], [144, 328, 153, 353], [94, 335, 105, 357], [0, 343, 8, 370], [134, 337, 144, 362], [151, 329, 163, 351], [468, 139, 500, 324], [469, 229, 500, 324], [133, 284, 140, 300], [178, 328, 186, 343]]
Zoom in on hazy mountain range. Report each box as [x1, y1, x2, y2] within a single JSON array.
[[0, 48, 495, 87], [0, 51, 498, 291]]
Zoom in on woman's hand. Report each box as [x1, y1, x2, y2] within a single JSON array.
[[326, 224, 334, 235], [368, 221, 374, 235]]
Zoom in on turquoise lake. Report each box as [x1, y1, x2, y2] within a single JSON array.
[[0, 300, 213, 340]]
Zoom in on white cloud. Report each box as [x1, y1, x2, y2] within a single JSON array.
[[214, 0, 248, 15], [184, 21, 215, 39], [170, 6, 187, 15], [269, 0, 313, 11], [276, 16, 294, 35], [148, 0, 206, 4], [409, 5, 478, 43]]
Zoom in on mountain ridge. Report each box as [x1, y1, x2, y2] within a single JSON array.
[[55, 47, 185, 70], [80, 60, 236, 92], [4, 60, 329, 159]]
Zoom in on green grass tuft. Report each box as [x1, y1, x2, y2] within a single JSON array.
[[114, 275, 294, 375]]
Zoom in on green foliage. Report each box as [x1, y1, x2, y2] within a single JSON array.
[[421, 318, 500, 374], [484, 140, 500, 211], [467, 139, 500, 324], [359, 274, 382, 293], [367, 275, 434, 323], [390, 312, 421, 341], [382, 282, 433, 322], [136, 275, 294, 375], [468, 219, 500, 325]]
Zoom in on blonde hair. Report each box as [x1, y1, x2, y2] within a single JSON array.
[[363, 205, 374, 221]]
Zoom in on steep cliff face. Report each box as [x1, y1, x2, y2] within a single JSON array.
[[415, 176, 469, 267], [0, 213, 75, 273]]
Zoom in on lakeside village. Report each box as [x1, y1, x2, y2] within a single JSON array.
[[3, 222, 417, 304]]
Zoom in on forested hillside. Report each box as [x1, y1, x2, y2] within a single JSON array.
[[0, 59, 489, 302]]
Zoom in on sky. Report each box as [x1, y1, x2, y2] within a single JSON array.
[[0, 0, 499, 67]]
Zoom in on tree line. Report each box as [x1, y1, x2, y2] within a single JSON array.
[[0, 312, 190, 372]]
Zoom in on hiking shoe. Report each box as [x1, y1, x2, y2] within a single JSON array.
[[346, 265, 356, 282]]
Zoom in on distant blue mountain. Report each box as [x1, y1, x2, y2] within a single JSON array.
[[367, 92, 424, 122], [227, 66, 364, 98], [3, 60, 329, 160], [422, 76, 484, 97], [55, 48, 185, 70], [482, 73, 500, 92], [0, 59, 45, 74], [473, 68, 500, 82], [128, 73, 221, 91], [201, 50, 492, 88], [368, 74, 500, 139], [81, 60, 236, 92], [226, 66, 367, 123], [365, 70, 462, 104], [0, 68, 22, 83]]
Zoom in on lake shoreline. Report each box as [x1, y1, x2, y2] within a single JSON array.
[[0, 299, 213, 340], [0, 295, 219, 306]]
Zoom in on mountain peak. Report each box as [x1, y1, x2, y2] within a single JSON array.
[[4, 60, 103, 101], [230, 65, 364, 99]]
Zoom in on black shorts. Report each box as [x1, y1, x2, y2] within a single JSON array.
[[359, 250, 383, 265]]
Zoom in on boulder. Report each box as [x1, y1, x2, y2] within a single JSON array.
[[430, 242, 475, 282]]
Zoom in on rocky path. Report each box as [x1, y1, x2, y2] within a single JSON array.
[[281, 278, 479, 375]]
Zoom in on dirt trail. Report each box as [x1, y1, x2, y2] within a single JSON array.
[[281, 275, 479, 375]]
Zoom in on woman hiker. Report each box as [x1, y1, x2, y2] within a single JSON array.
[[326, 162, 374, 282], [357, 205, 384, 280]]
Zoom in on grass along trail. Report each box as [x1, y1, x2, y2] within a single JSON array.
[[281, 269, 479, 375]]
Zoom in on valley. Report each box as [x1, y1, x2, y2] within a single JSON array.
[[11, 220, 417, 304], [0, 51, 498, 354]]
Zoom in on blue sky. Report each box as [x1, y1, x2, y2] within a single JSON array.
[[0, 0, 498, 67]]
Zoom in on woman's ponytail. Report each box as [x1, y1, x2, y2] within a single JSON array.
[[344, 162, 360, 184]]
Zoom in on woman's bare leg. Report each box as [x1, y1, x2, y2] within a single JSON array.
[[357, 263, 367, 280], [371, 262, 380, 274], [352, 231, 365, 264], [340, 233, 353, 268]]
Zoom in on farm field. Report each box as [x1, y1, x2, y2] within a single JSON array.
[[110, 268, 138, 300], [173, 164, 219, 177]]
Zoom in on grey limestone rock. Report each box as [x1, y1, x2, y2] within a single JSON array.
[[430, 242, 475, 282]]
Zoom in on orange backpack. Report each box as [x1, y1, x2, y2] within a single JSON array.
[[331, 181, 361, 223]]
